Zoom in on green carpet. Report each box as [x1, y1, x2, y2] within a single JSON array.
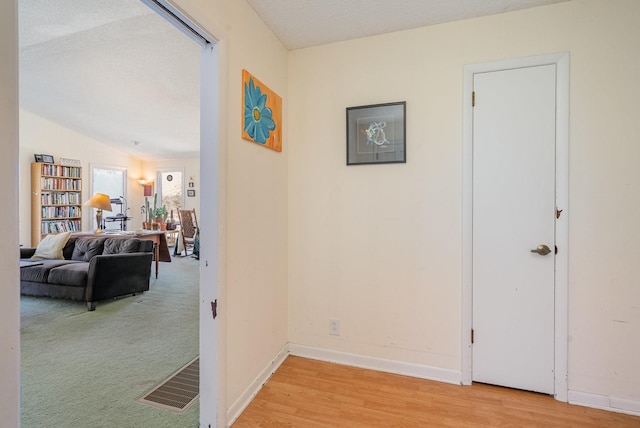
[[20, 256, 200, 428]]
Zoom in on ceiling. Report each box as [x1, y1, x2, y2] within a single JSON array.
[[247, 0, 569, 50], [19, 0, 201, 159], [18, 0, 569, 159]]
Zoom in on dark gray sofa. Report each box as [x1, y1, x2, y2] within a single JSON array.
[[20, 236, 154, 311]]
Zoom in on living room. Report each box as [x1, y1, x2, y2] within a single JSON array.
[[3, 0, 640, 427], [17, 0, 202, 243], [17, 1, 204, 425]]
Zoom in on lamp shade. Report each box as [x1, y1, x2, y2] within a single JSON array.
[[84, 193, 112, 211]]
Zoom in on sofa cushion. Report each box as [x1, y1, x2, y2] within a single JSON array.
[[48, 262, 90, 287], [20, 259, 79, 283], [71, 238, 107, 261], [62, 237, 78, 260], [31, 231, 72, 260], [103, 238, 141, 254]]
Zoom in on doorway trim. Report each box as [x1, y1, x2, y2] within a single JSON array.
[[144, 1, 228, 425], [461, 52, 569, 401]]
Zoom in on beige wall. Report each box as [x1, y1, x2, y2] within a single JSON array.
[[0, 0, 19, 425], [288, 0, 640, 403], [173, 0, 290, 411]]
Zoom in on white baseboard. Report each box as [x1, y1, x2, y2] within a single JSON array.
[[226, 344, 289, 427], [288, 343, 462, 385], [568, 390, 640, 417]]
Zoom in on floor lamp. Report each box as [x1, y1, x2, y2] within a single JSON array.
[[84, 193, 112, 233]]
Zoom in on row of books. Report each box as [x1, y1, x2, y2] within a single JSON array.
[[41, 220, 82, 234], [40, 177, 81, 190], [40, 192, 82, 205], [39, 164, 82, 178], [41, 206, 81, 219]]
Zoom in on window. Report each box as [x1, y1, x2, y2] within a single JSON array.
[[157, 170, 183, 223], [92, 166, 127, 231]]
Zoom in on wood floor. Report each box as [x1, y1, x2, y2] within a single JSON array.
[[233, 356, 640, 427]]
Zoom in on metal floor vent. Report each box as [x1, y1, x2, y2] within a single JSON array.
[[138, 357, 199, 412]]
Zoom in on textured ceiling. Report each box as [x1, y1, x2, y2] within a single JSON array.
[[246, 0, 570, 50], [19, 0, 201, 159], [19, 0, 569, 159]]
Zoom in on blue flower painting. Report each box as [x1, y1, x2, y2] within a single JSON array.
[[244, 77, 275, 144], [241, 70, 282, 151]]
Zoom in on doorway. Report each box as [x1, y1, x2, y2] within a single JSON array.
[[141, 2, 222, 424], [16, 1, 224, 426], [461, 53, 569, 401]]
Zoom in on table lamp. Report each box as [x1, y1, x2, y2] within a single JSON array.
[[84, 193, 112, 233]]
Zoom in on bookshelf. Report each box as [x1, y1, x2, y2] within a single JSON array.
[[31, 162, 83, 246]]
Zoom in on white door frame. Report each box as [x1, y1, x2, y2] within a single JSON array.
[[461, 52, 569, 401], [144, 1, 228, 425]]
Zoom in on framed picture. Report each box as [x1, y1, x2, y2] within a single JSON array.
[[34, 154, 43, 162], [346, 101, 406, 165], [187, 190, 196, 197], [242, 69, 283, 152], [41, 154, 55, 163]]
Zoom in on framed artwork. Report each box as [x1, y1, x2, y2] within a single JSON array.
[[34, 154, 43, 162], [187, 189, 196, 197], [346, 101, 406, 165], [41, 154, 55, 163], [242, 69, 282, 152]]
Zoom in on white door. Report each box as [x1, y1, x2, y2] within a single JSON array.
[[472, 64, 556, 394]]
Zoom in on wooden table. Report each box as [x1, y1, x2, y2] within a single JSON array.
[[135, 231, 172, 278], [72, 231, 171, 278]]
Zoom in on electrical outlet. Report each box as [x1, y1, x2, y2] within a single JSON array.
[[329, 319, 340, 336]]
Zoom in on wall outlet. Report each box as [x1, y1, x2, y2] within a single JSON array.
[[329, 319, 340, 336]]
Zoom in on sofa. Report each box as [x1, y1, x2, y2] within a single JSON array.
[[20, 235, 154, 311]]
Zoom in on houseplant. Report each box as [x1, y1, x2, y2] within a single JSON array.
[[143, 197, 151, 229], [143, 194, 161, 229], [155, 206, 168, 230]]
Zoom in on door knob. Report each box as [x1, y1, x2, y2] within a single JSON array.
[[530, 244, 551, 256]]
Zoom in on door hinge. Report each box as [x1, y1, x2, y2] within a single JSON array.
[[471, 329, 475, 344], [472, 91, 475, 107]]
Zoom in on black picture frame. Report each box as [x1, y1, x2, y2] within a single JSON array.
[[34, 154, 43, 162], [41, 154, 55, 163], [346, 101, 406, 165], [187, 189, 196, 197]]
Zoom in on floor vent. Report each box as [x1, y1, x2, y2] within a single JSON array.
[[138, 357, 199, 412]]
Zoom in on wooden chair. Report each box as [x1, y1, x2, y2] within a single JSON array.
[[178, 209, 198, 256]]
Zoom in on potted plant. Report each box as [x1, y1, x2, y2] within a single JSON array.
[[150, 193, 159, 230], [155, 206, 168, 230], [143, 197, 151, 229]]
